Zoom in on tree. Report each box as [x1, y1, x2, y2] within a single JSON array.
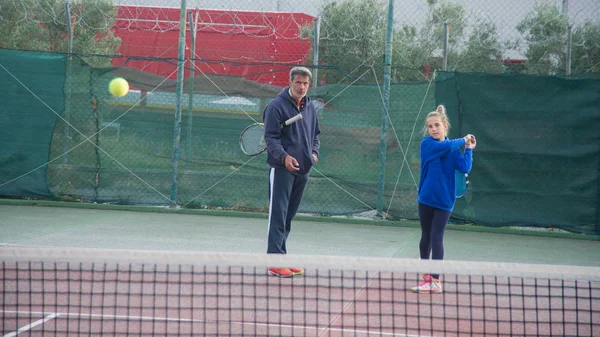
[[454, 19, 505, 73], [0, 0, 50, 51], [392, 25, 435, 81], [0, 0, 120, 67], [310, 0, 388, 84], [391, 0, 506, 81], [388, 1, 465, 82], [517, 2, 568, 74], [425, 0, 466, 48], [571, 22, 600, 74]]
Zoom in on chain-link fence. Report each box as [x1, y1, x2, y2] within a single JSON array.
[[0, 0, 599, 234], [3, 0, 598, 78]]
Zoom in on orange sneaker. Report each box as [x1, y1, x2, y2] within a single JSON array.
[[268, 267, 293, 278], [289, 267, 304, 276]]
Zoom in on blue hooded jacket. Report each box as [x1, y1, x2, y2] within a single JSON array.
[[263, 88, 320, 175], [418, 136, 473, 211]]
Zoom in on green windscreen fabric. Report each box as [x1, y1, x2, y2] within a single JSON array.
[[0, 50, 64, 198], [1, 50, 599, 235], [436, 72, 600, 235]]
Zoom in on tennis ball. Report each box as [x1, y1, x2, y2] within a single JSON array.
[[108, 77, 129, 97]]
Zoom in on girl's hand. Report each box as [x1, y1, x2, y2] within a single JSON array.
[[463, 134, 474, 145], [465, 135, 476, 149]]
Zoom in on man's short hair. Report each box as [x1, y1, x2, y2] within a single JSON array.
[[289, 66, 312, 82]]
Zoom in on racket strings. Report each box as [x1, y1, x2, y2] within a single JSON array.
[[240, 124, 266, 156], [455, 171, 469, 198]]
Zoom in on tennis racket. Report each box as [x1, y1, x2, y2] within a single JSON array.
[[455, 170, 469, 198], [239, 114, 303, 156]]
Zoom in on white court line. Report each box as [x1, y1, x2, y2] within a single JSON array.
[[2, 310, 432, 337], [3, 313, 59, 337]]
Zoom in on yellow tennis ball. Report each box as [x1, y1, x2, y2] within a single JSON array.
[[109, 77, 129, 97]]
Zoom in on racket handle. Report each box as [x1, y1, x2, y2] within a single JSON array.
[[284, 114, 303, 126]]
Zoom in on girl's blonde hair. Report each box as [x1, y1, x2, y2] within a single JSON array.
[[422, 105, 450, 137]]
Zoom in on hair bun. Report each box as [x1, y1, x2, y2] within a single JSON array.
[[436, 105, 446, 115]]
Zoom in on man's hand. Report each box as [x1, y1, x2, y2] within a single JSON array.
[[312, 153, 319, 164], [284, 155, 300, 172]]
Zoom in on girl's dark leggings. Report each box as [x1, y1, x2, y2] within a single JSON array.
[[418, 202, 452, 279]]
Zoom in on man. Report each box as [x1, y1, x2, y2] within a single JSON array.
[[263, 66, 321, 278]]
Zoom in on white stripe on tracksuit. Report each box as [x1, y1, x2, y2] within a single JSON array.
[[266, 167, 308, 254]]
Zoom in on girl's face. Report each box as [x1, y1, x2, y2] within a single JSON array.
[[426, 116, 447, 141]]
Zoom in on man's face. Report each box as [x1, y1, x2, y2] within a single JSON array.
[[290, 75, 310, 101]]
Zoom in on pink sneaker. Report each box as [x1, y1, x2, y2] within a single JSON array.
[[411, 274, 442, 293]]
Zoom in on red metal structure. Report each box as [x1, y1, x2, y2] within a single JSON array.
[[112, 6, 315, 87]]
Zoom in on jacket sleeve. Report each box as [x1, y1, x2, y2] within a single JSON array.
[[312, 116, 321, 157], [263, 104, 287, 163], [420, 137, 466, 164], [454, 148, 473, 173]]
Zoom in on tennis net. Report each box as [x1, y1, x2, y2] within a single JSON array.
[[1, 246, 599, 336]]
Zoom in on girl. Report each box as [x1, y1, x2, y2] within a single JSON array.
[[412, 105, 476, 293]]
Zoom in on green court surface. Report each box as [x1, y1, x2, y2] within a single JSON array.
[[1, 202, 598, 267]]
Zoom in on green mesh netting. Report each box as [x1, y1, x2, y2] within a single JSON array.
[[0, 50, 64, 198], [436, 72, 600, 235]]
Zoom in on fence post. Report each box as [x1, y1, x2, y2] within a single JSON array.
[[376, 0, 394, 218], [187, 10, 198, 165], [566, 25, 572, 75], [171, 0, 187, 205], [312, 16, 321, 88], [563, 0, 571, 76], [63, 0, 73, 164], [443, 23, 450, 71]]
